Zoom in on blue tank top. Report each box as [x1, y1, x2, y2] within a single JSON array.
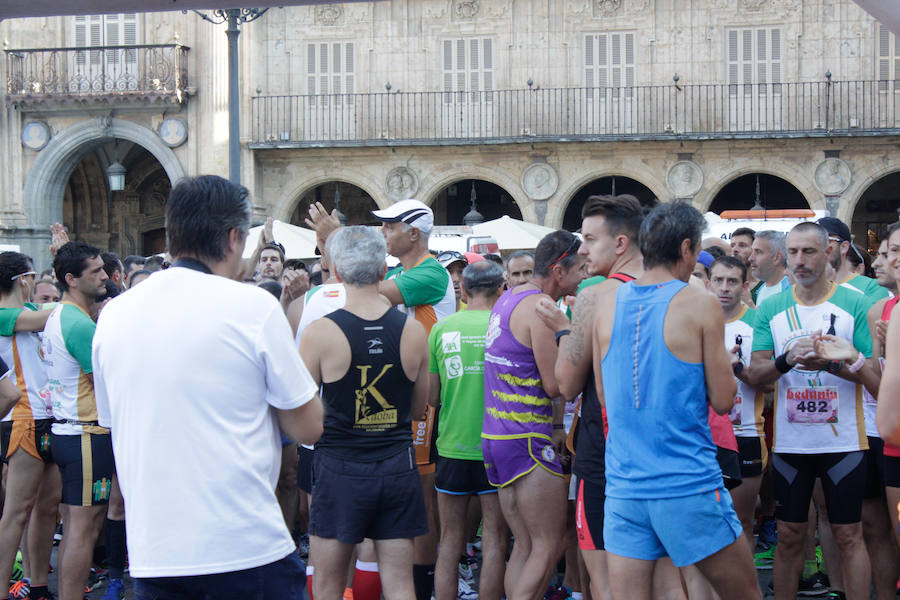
[[601, 279, 722, 499]]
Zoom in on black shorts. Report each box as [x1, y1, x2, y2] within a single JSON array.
[[51, 432, 115, 507], [297, 446, 314, 494], [310, 446, 428, 544], [0, 421, 9, 464], [864, 436, 886, 499], [575, 477, 605, 551], [737, 436, 768, 479], [435, 456, 494, 495], [717, 447, 742, 490], [884, 455, 900, 488], [772, 451, 866, 524]]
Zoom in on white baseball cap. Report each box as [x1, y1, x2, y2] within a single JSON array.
[[372, 199, 434, 235]]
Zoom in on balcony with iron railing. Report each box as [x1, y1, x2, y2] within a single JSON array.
[[251, 79, 900, 148], [5, 44, 190, 107]]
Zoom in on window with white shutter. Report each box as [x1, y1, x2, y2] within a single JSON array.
[[307, 41, 354, 105], [584, 32, 635, 98], [877, 24, 900, 91], [74, 14, 138, 66], [726, 27, 781, 94], [442, 38, 494, 102]]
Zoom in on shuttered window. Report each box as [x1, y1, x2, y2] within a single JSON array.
[[727, 27, 781, 94], [877, 24, 900, 91], [442, 38, 493, 102], [584, 32, 634, 95], [307, 42, 354, 105], [74, 14, 138, 65]]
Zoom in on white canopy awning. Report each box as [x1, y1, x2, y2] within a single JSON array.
[[242, 220, 319, 260]]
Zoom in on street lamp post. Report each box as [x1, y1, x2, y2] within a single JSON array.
[[191, 8, 269, 185]]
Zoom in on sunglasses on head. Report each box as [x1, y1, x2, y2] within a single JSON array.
[[548, 237, 580, 271]]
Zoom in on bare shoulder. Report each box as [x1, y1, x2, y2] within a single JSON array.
[[869, 298, 888, 321], [301, 316, 340, 347], [401, 315, 427, 341]]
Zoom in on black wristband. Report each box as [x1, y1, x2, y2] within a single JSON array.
[[775, 353, 791, 374], [552, 423, 564, 430], [554, 329, 571, 346], [732, 362, 744, 377], [826, 360, 843, 375]]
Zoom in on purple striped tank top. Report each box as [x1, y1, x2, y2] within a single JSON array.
[[482, 287, 553, 440]]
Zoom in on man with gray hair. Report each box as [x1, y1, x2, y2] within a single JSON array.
[[750, 230, 790, 307], [300, 226, 430, 600], [93, 175, 323, 600]]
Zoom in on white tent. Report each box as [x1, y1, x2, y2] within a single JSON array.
[[471, 215, 560, 251], [242, 220, 319, 259]]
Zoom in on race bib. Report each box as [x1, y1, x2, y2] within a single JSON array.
[[729, 392, 743, 427], [785, 387, 838, 424]]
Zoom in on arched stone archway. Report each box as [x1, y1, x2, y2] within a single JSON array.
[[559, 176, 658, 232], [706, 173, 810, 214], [548, 170, 667, 229], [286, 180, 380, 227], [21, 117, 185, 265], [697, 167, 817, 214], [849, 169, 900, 252], [275, 173, 385, 222], [419, 169, 534, 223], [427, 179, 522, 226]]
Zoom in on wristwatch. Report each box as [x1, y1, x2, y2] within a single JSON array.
[[825, 360, 843, 375]]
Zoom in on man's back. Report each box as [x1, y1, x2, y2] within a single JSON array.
[[598, 280, 722, 498], [93, 266, 318, 577]]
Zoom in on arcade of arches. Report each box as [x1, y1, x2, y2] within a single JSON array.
[[63, 140, 170, 257], [852, 171, 900, 253]]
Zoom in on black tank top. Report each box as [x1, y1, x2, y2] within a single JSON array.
[[318, 307, 415, 461], [572, 273, 634, 483]]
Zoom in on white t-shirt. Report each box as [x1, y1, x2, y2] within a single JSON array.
[[93, 266, 318, 578]]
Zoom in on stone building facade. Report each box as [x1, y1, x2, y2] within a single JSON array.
[[1, 0, 898, 265]]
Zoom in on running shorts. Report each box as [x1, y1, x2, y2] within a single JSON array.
[[297, 445, 314, 494], [771, 451, 866, 524], [864, 436, 886, 499], [885, 455, 900, 488], [482, 435, 564, 488], [310, 446, 428, 544], [736, 436, 768, 479], [51, 432, 115, 507], [604, 486, 742, 567], [435, 456, 494, 495], [576, 477, 605, 551]]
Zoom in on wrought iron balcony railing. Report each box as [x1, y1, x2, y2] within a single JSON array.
[[6, 44, 189, 105], [251, 80, 900, 147]]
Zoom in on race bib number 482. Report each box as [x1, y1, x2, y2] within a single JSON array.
[[785, 387, 838, 424]]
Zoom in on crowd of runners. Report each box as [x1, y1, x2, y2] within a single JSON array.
[[2, 174, 900, 600]]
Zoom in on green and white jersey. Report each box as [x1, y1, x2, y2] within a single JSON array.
[[840, 273, 889, 302], [385, 255, 455, 335], [836, 278, 886, 438], [41, 303, 107, 436], [0, 304, 52, 421], [752, 284, 872, 453], [725, 305, 763, 438], [429, 309, 491, 461]]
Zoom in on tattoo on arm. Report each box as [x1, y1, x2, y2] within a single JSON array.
[[567, 293, 597, 366]]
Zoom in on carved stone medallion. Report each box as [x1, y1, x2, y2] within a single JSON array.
[[666, 161, 704, 198], [385, 167, 419, 201], [521, 163, 559, 201], [594, 0, 621, 15], [315, 5, 343, 25], [454, 0, 480, 19], [814, 158, 851, 196]]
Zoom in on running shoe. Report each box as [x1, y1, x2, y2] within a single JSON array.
[[53, 523, 62, 546], [825, 592, 846, 600], [458, 554, 477, 584], [765, 573, 829, 597], [753, 544, 776, 570], [458, 578, 479, 600], [297, 534, 310, 559], [797, 572, 829, 596], [757, 518, 777, 547], [8, 579, 29, 600], [30, 590, 56, 600], [101, 577, 125, 600], [10, 551, 23, 583]]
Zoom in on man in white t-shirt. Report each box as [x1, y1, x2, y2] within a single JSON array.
[[750, 230, 791, 308], [93, 175, 324, 600]]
